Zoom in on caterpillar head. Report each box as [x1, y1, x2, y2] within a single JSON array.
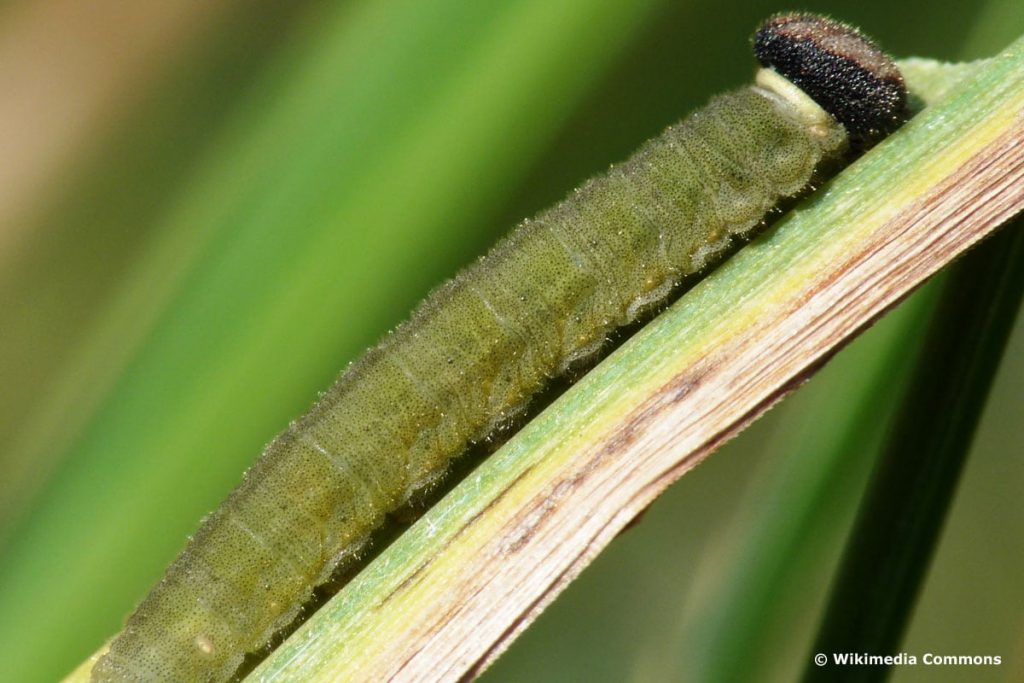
[[754, 13, 907, 149]]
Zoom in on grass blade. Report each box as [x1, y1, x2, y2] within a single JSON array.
[[803, 216, 1024, 680]]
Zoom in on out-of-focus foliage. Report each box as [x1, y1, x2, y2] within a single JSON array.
[[0, 0, 1019, 681]]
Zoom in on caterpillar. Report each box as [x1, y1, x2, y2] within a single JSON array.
[[93, 14, 907, 682]]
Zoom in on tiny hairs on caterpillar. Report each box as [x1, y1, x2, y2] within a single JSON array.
[[92, 14, 908, 682]]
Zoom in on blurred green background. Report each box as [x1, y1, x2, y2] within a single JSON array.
[[0, 1, 1021, 681]]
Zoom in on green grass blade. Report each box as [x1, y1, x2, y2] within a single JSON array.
[[803, 216, 1024, 681], [675, 286, 940, 683]]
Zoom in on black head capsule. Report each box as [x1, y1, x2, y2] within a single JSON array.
[[753, 13, 907, 149]]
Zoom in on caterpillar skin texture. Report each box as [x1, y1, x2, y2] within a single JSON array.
[[93, 14, 905, 682]]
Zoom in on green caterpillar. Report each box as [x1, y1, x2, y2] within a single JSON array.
[[93, 14, 907, 682]]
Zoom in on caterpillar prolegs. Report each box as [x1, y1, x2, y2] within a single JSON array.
[[93, 14, 907, 682]]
